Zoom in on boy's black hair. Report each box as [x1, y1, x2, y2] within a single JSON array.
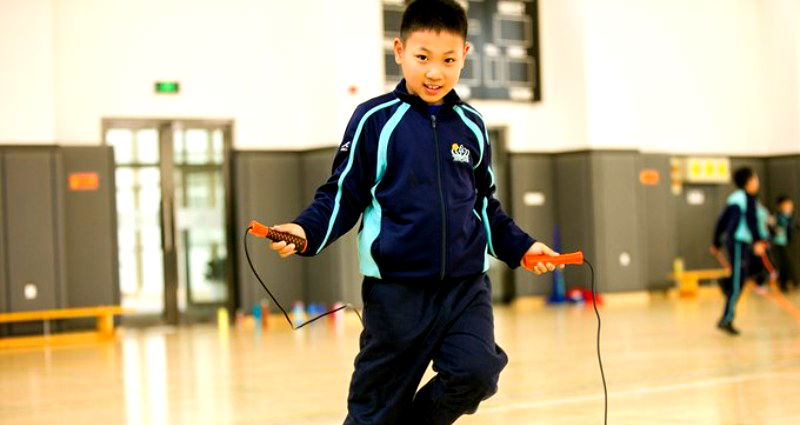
[[732, 166, 755, 189], [401, 0, 468, 41], [777, 194, 792, 205]]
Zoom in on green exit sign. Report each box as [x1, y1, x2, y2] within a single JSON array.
[[155, 81, 180, 94]]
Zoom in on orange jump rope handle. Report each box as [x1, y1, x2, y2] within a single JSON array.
[[522, 251, 584, 270], [248, 220, 308, 254]]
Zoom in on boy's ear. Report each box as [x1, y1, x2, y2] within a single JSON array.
[[463, 41, 471, 58], [393, 37, 404, 64]]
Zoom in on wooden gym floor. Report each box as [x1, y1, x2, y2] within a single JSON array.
[[2, 287, 799, 425]]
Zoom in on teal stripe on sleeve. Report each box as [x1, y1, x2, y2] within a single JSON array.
[[316, 98, 401, 255], [453, 105, 484, 169], [725, 242, 742, 322], [459, 105, 497, 258], [481, 197, 496, 257], [461, 105, 492, 169]]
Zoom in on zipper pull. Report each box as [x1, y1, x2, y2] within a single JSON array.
[[431, 115, 437, 129]]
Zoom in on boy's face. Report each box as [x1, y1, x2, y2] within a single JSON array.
[[745, 175, 759, 195], [780, 200, 794, 214], [393, 30, 470, 105]]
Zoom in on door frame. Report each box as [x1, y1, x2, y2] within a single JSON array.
[[102, 118, 237, 325]]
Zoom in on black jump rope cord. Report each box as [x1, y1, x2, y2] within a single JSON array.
[[585, 258, 608, 425], [244, 227, 606, 423], [243, 227, 363, 329]]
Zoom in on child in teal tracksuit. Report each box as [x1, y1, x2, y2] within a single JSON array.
[[771, 196, 797, 292], [711, 167, 768, 335]]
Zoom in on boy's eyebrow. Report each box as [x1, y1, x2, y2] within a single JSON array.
[[419, 47, 457, 55]]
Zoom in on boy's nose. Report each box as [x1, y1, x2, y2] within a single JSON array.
[[425, 68, 443, 80]]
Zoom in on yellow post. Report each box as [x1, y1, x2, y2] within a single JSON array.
[[673, 257, 685, 275], [217, 307, 230, 341], [96, 311, 115, 339], [674, 258, 698, 297], [680, 275, 699, 297]]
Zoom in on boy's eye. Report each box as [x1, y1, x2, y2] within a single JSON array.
[[416, 55, 428, 61], [445, 58, 456, 64]]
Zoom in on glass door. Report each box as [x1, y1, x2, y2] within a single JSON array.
[[105, 120, 234, 324], [171, 123, 231, 321], [107, 125, 165, 317]]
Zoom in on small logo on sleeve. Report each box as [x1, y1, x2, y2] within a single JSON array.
[[340, 141, 351, 152], [451, 143, 470, 164]]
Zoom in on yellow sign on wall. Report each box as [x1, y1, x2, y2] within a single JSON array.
[[685, 157, 730, 183]]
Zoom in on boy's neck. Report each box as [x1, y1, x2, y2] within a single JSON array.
[[405, 81, 444, 106], [394, 80, 461, 109]]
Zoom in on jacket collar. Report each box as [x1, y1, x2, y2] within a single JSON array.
[[393, 79, 463, 112]]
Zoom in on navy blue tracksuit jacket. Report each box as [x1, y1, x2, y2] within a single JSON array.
[[293, 81, 535, 280]]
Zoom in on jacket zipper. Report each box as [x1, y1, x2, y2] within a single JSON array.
[[432, 114, 447, 280]]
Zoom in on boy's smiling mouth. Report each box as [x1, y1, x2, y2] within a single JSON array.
[[423, 82, 444, 95]]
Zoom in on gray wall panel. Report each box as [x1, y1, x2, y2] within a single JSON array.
[[4, 150, 62, 313], [234, 152, 304, 313], [54, 150, 68, 312], [554, 153, 595, 291], [510, 154, 556, 296], [766, 156, 800, 211], [677, 184, 722, 269], [590, 152, 644, 292], [61, 147, 119, 329], [639, 154, 676, 289], [553, 151, 646, 294]]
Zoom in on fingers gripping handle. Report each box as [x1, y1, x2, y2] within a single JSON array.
[[248, 220, 307, 254], [522, 251, 584, 270]]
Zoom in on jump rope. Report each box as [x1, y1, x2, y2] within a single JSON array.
[[244, 220, 608, 424]]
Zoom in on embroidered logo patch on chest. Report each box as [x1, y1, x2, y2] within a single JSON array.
[[451, 143, 470, 164]]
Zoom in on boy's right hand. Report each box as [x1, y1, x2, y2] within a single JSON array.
[[268, 223, 307, 258], [753, 241, 767, 256]]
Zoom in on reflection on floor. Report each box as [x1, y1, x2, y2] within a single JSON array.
[[2, 287, 800, 425]]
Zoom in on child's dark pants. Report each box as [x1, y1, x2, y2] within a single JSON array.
[[344, 273, 507, 425], [719, 241, 752, 325], [773, 245, 797, 291]]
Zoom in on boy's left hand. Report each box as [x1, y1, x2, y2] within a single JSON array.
[[522, 241, 562, 275]]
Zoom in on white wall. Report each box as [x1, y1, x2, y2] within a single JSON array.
[[758, 0, 800, 155], [0, 0, 55, 144], [328, 0, 386, 145], [0, 0, 798, 154], [51, 0, 340, 149], [795, 0, 800, 154], [580, 0, 800, 155]]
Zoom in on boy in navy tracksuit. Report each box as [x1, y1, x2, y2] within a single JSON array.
[[267, 1, 559, 423], [711, 167, 768, 336]]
